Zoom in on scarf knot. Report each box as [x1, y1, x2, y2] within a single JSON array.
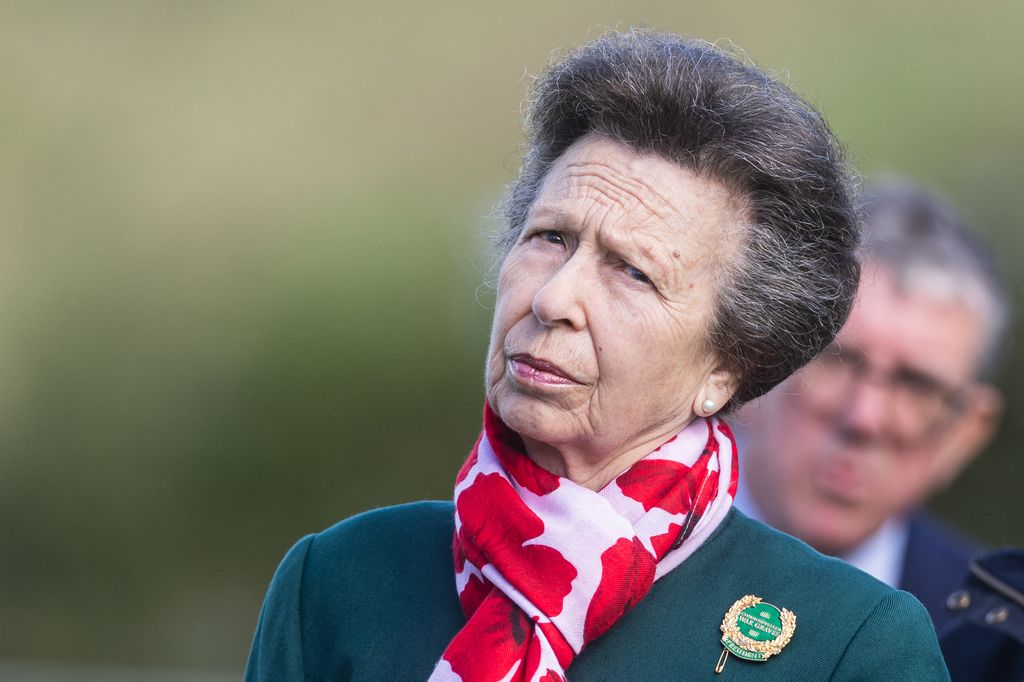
[[431, 405, 738, 682]]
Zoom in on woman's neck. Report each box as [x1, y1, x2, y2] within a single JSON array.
[[521, 420, 694, 491]]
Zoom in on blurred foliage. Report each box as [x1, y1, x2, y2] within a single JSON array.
[[0, 0, 1021, 673]]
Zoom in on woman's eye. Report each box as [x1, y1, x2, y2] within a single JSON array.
[[536, 230, 564, 245], [626, 265, 652, 285]]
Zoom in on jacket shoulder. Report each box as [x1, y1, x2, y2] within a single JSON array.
[[831, 588, 949, 680], [246, 501, 461, 682], [728, 512, 949, 679], [301, 500, 459, 625], [727, 510, 894, 599], [314, 500, 455, 557], [573, 510, 949, 679], [245, 534, 315, 682]]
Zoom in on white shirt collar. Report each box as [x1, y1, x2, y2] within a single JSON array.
[[839, 516, 910, 588]]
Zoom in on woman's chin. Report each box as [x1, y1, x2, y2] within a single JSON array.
[[489, 386, 583, 447]]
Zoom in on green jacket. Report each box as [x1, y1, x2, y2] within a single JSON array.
[[246, 502, 949, 681]]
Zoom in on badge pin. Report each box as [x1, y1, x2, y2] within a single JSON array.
[[715, 595, 796, 674]]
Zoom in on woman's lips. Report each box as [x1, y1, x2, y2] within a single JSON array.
[[508, 354, 581, 386]]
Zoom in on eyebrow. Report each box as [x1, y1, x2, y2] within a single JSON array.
[[544, 208, 673, 282], [601, 228, 671, 281], [830, 343, 958, 390], [893, 366, 950, 391]]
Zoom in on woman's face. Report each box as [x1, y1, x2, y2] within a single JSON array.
[[486, 134, 743, 463]]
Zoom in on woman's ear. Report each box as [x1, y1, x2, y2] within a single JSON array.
[[694, 366, 739, 417]]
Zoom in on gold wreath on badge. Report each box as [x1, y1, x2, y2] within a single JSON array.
[[715, 595, 796, 673]]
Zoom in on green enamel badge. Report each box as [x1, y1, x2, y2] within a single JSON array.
[[715, 595, 796, 673]]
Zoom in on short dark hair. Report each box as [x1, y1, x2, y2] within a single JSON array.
[[860, 178, 1011, 378], [498, 29, 860, 407]]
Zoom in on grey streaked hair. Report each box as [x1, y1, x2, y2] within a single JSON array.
[[496, 29, 860, 408], [859, 178, 1011, 378]]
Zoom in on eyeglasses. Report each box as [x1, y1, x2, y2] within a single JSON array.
[[797, 343, 968, 445]]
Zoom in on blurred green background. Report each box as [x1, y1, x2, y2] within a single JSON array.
[[0, 0, 1021, 676]]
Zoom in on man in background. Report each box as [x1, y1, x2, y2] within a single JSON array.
[[736, 179, 1009, 631]]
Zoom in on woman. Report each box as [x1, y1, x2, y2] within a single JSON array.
[[246, 31, 949, 680]]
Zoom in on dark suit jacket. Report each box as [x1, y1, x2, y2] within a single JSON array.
[[899, 512, 979, 632], [938, 549, 1024, 682]]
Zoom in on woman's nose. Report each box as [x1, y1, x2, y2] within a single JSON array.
[[531, 258, 587, 331]]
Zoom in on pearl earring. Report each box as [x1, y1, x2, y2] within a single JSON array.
[[701, 399, 716, 414]]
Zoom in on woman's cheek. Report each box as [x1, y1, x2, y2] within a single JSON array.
[[486, 348, 507, 392]]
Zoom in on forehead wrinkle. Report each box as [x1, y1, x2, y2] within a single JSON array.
[[561, 159, 746, 265], [559, 160, 690, 270], [533, 144, 746, 291], [562, 160, 678, 222], [544, 183, 679, 287]]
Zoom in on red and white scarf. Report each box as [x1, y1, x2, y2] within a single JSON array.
[[430, 404, 739, 682]]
